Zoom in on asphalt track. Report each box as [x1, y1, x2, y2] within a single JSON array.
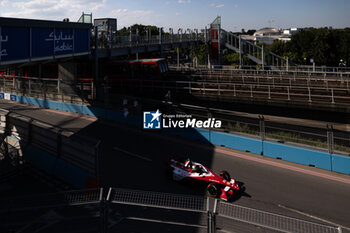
[[0, 99, 350, 231]]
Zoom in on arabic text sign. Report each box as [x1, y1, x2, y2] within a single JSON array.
[[45, 29, 74, 54], [0, 27, 30, 61], [1, 26, 90, 61]]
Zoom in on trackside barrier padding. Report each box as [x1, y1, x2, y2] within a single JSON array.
[[331, 154, 350, 175], [263, 141, 332, 170], [211, 131, 263, 155], [24, 144, 95, 188], [14, 95, 350, 175]]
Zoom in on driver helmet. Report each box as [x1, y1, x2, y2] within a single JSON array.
[[184, 158, 191, 167]]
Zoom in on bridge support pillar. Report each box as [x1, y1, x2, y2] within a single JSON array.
[[58, 62, 77, 96]]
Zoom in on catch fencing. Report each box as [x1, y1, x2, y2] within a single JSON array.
[[108, 188, 342, 233], [0, 187, 343, 233]]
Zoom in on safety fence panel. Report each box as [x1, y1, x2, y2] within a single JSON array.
[[217, 202, 340, 233], [110, 188, 208, 213], [0, 188, 102, 212]]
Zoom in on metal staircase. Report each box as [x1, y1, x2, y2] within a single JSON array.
[[209, 16, 292, 70], [221, 29, 289, 70]]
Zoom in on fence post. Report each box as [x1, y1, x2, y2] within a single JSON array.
[[327, 124, 334, 155], [28, 78, 31, 96], [259, 115, 265, 141], [308, 87, 312, 102], [57, 79, 60, 98], [338, 227, 342, 233], [99, 188, 108, 233], [250, 84, 253, 98], [95, 140, 101, 179]]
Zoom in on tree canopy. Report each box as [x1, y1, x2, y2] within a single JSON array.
[[266, 28, 350, 66]]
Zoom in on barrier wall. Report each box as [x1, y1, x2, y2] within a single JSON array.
[[7, 94, 350, 175], [263, 141, 332, 170], [24, 144, 94, 188], [331, 154, 350, 175], [0, 104, 99, 188]]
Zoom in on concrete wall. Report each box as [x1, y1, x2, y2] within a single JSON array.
[[58, 62, 77, 95], [0, 108, 98, 188], [24, 144, 94, 188]]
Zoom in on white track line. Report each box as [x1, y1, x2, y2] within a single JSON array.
[[113, 147, 152, 162], [278, 204, 350, 231]]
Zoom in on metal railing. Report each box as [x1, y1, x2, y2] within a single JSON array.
[[0, 188, 102, 212], [96, 32, 202, 49], [0, 74, 94, 104], [0, 187, 343, 233], [0, 74, 348, 155], [217, 202, 341, 233], [113, 79, 350, 106], [169, 66, 350, 83], [108, 188, 342, 233], [110, 188, 207, 212]]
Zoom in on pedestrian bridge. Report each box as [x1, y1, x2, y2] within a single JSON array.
[[1, 15, 287, 70]]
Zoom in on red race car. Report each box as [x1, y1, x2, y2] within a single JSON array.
[[168, 157, 241, 201]]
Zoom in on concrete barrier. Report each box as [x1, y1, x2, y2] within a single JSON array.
[[211, 131, 263, 155], [9, 94, 350, 176], [331, 154, 350, 175], [0, 101, 100, 188], [24, 144, 94, 188], [263, 141, 332, 170]]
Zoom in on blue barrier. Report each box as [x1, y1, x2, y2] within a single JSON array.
[[332, 154, 350, 175], [24, 144, 94, 188], [12, 94, 350, 176], [263, 141, 332, 170], [165, 128, 210, 143], [24, 144, 56, 174], [53, 158, 94, 188], [211, 131, 263, 155]]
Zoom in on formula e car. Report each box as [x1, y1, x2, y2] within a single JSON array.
[[168, 157, 241, 201]]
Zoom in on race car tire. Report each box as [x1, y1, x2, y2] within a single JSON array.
[[206, 183, 221, 198], [219, 170, 231, 181]]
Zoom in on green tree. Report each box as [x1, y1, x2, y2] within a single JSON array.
[[266, 28, 350, 66]]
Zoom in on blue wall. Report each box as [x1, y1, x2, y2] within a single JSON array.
[[24, 144, 94, 188], [0, 25, 90, 62], [263, 141, 332, 170], [10, 95, 350, 176]]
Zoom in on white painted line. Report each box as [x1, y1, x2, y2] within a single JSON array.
[[278, 204, 350, 231], [113, 147, 152, 162]]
